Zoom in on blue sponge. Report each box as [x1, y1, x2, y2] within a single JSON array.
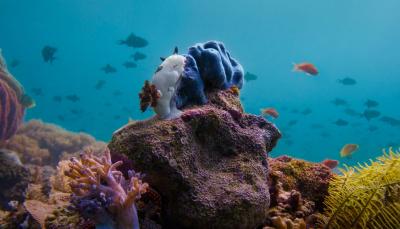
[[176, 41, 244, 109]]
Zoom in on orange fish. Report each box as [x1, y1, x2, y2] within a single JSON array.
[[321, 159, 339, 169], [293, 62, 318, 76], [339, 144, 359, 158], [261, 107, 279, 118]]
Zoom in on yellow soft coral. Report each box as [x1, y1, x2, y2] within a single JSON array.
[[320, 148, 400, 228]]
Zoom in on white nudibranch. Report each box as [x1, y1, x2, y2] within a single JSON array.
[[151, 53, 185, 120]]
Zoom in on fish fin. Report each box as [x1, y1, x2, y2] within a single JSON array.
[[173, 46, 178, 54], [160, 57, 166, 62]]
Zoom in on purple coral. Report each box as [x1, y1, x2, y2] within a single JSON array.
[[65, 148, 148, 229], [0, 72, 25, 143]]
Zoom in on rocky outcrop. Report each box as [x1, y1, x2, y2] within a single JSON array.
[[0, 149, 30, 210], [109, 90, 281, 229]]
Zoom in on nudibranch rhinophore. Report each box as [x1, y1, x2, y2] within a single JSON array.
[[144, 41, 244, 120]]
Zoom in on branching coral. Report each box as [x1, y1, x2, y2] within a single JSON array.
[[65, 148, 148, 229], [320, 148, 400, 228]]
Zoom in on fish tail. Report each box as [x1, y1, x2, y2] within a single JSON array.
[[292, 62, 298, 72]]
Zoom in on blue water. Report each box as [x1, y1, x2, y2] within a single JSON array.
[[1, 0, 399, 164]]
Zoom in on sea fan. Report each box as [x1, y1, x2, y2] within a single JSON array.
[[320, 148, 400, 229]]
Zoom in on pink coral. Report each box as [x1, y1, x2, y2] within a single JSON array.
[[65, 148, 148, 229]]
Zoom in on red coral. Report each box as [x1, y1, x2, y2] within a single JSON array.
[[0, 74, 25, 143]]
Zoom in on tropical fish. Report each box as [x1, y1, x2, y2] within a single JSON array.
[[311, 123, 324, 129], [53, 96, 62, 102], [333, 119, 348, 126], [362, 109, 381, 121], [292, 62, 318, 76], [343, 108, 361, 117], [123, 61, 137, 68], [10, 59, 20, 68], [260, 107, 279, 118], [332, 98, 348, 106], [66, 94, 80, 102], [132, 51, 147, 61], [301, 108, 312, 115], [339, 143, 359, 158], [70, 108, 82, 115], [57, 115, 65, 121], [337, 77, 356, 85], [288, 120, 298, 127], [380, 116, 400, 126], [31, 88, 43, 96], [321, 159, 339, 169], [95, 80, 106, 90], [42, 46, 57, 63], [119, 33, 148, 48], [244, 72, 258, 82], [320, 132, 331, 138], [113, 90, 123, 96], [101, 64, 117, 74], [364, 99, 379, 108], [350, 122, 363, 127], [368, 125, 378, 132]]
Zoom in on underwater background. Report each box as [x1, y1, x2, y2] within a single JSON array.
[[1, 0, 400, 165]]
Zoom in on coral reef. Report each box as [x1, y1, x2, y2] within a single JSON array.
[[0, 149, 30, 210], [268, 155, 333, 211], [264, 155, 333, 228], [64, 148, 148, 229], [176, 41, 244, 109], [320, 148, 400, 228], [109, 89, 280, 228], [4, 119, 106, 166], [0, 120, 107, 228], [263, 216, 306, 229]]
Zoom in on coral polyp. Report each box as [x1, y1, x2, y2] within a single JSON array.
[[65, 148, 148, 229]]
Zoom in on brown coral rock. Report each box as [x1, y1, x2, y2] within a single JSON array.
[[265, 155, 333, 229], [0, 149, 30, 210], [109, 91, 281, 229]]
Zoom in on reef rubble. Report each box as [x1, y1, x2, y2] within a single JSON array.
[[109, 89, 281, 228]]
